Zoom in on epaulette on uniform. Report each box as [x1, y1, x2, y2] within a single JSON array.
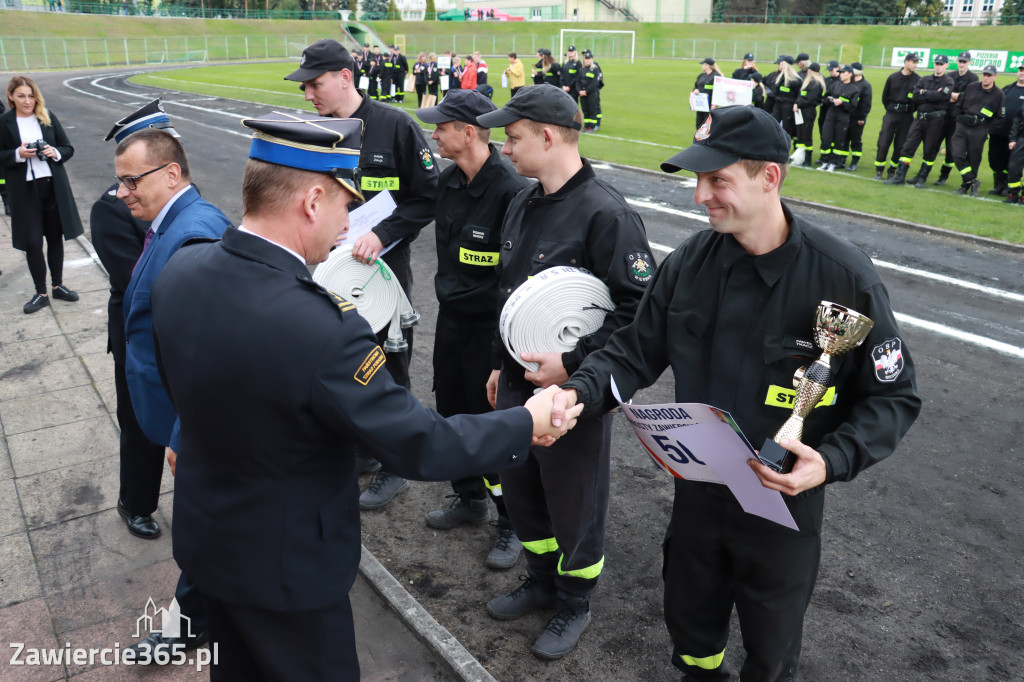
[[299, 276, 357, 318]]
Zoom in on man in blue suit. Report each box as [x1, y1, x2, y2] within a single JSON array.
[[115, 127, 231, 658]]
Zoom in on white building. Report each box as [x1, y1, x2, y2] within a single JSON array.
[[942, 0, 1005, 26], [435, 0, 711, 23]]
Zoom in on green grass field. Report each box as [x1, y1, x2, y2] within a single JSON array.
[[134, 60, 1024, 243]]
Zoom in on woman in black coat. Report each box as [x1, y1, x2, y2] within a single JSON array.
[[1, 75, 83, 313]]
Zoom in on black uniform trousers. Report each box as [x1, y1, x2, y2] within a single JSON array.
[[432, 314, 509, 520], [22, 177, 65, 294], [496, 376, 611, 599], [205, 593, 356, 681], [988, 133, 1010, 181], [581, 91, 601, 129], [820, 111, 851, 165], [899, 115, 946, 165], [666, 482, 824, 682], [1007, 139, 1024, 191], [115, 359, 165, 515], [392, 72, 406, 102], [795, 106, 817, 152], [949, 122, 989, 182], [939, 116, 958, 170], [875, 111, 913, 169], [848, 120, 866, 161], [174, 571, 207, 638], [771, 101, 797, 141]]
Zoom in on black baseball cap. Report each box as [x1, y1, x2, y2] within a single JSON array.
[[583, 49, 594, 59], [851, 62, 863, 71], [809, 62, 820, 73], [476, 84, 583, 131], [363, 42, 370, 47], [827, 59, 840, 70], [416, 88, 496, 124], [982, 64, 998, 76], [661, 106, 790, 174], [905, 52, 920, 62], [840, 65, 854, 74], [285, 39, 353, 81], [958, 51, 971, 61], [701, 57, 715, 66], [744, 52, 755, 61], [568, 45, 577, 51], [796, 52, 810, 62], [934, 55, 949, 65]]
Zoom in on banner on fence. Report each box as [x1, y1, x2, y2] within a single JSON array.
[[892, 47, 1024, 72]]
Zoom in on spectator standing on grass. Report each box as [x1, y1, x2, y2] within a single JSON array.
[[426, 53, 440, 102], [474, 51, 489, 86], [693, 58, 720, 129], [793, 63, 825, 167], [413, 52, 428, 107], [847, 62, 872, 172], [935, 52, 978, 186], [461, 55, 478, 91], [884, 55, 954, 188], [873, 52, 921, 181], [449, 56, 464, 93], [987, 65, 1024, 196], [505, 53, 526, 97]]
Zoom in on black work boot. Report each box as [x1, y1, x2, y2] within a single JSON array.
[[530, 593, 592, 660], [954, 180, 970, 195], [884, 162, 910, 185], [485, 523, 523, 569], [970, 178, 981, 197], [988, 173, 1006, 196], [873, 167, 884, 180], [425, 495, 488, 530], [935, 165, 951, 185], [359, 469, 409, 510], [847, 160, 858, 171], [487, 576, 556, 620], [1004, 191, 1020, 204], [911, 165, 931, 188], [886, 165, 896, 179]]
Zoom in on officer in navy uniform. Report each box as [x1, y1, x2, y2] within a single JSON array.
[[554, 105, 921, 682], [150, 113, 581, 681], [414, 89, 531, 569], [286, 39, 440, 507]]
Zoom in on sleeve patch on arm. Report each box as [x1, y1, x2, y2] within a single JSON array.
[[355, 346, 387, 385], [871, 338, 904, 383], [419, 147, 435, 171], [626, 251, 654, 285]]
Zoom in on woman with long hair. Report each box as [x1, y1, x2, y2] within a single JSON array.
[[794, 64, 826, 166], [772, 60, 803, 140], [541, 51, 562, 88], [0, 75, 83, 313], [692, 58, 723, 128], [413, 52, 428, 107]]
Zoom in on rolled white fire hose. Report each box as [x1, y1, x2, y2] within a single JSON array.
[[312, 245, 419, 352], [500, 266, 613, 372]]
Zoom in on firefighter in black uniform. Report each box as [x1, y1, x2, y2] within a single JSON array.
[[750, 72, 767, 110], [950, 64, 1005, 197], [392, 45, 409, 103], [555, 105, 921, 682], [579, 49, 603, 132], [762, 56, 784, 116], [733, 52, 757, 80], [532, 49, 546, 85], [874, 52, 921, 180], [771, 57, 800, 141], [988, 65, 1024, 195], [817, 60, 840, 149], [693, 58, 719, 129], [379, 45, 395, 101], [561, 45, 582, 103], [366, 57, 381, 101], [286, 39, 440, 507], [818, 65, 860, 171], [936, 52, 979, 185], [414, 90, 532, 569], [794, 63, 825, 166], [1004, 94, 1024, 204], [848, 62, 871, 171], [476, 84, 654, 660], [884, 54, 954, 187], [150, 114, 580, 681]]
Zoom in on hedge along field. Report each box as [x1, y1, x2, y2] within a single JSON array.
[[134, 59, 1024, 243]]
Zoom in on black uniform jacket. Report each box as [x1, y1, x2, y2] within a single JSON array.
[[349, 91, 439, 246], [580, 63, 602, 96], [0, 109, 84, 251], [948, 69, 980, 117], [543, 62, 562, 88], [434, 145, 531, 324], [853, 77, 872, 119], [881, 70, 921, 111], [913, 73, 954, 115], [565, 205, 921, 486], [151, 228, 533, 612], [829, 81, 861, 115], [956, 82, 1005, 125], [493, 160, 654, 379], [694, 72, 716, 98], [797, 79, 824, 108], [1010, 102, 1024, 141], [90, 183, 149, 362], [561, 58, 582, 90], [993, 83, 1024, 137]]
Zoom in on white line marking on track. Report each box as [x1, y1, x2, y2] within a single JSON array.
[[627, 198, 708, 223], [872, 260, 1024, 303], [894, 313, 1024, 359]]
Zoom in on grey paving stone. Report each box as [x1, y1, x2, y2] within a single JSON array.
[[0, 598, 64, 681], [0, 385, 108, 437], [0, 477, 25, 539], [52, 306, 110, 336], [0, 436, 12, 481], [18, 455, 120, 530], [0, 532, 44, 608], [7, 416, 118, 478], [30, 507, 174, 596], [0, 355, 92, 402], [64, 329, 108, 356], [80, 351, 115, 387], [0, 306, 63, 345], [56, 262, 110, 296], [0, 335, 74, 372], [94, 377, 116, 415]]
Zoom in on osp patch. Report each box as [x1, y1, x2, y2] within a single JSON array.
[[871, 338, 904, 383], [626, 251, 654, 285], [695, 117, 711, 141], [419, 147, 435, 171]]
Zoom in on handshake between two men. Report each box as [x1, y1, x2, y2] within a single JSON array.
[[524, 385, 585, 446]]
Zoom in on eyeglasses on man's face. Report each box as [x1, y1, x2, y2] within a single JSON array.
[[114, 163, 169, 191]]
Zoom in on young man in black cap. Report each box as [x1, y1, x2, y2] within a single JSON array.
[[151, 112, 580, 681], [579, 49, 603, 132], [950, 64, 1005, 196], [988, 65, 1024, 196], [874, 52, 921, 180], [936, 51, 979, 185], [551, 104, 921, 682], [414, 89, 531, 569], [847, 62, 872, 171], [286, 38, 440, 507], [476, 84, 655, 660], [884, 54, 954, 187]]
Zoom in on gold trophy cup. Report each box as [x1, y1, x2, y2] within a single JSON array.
[[758, 301, 874, 473]]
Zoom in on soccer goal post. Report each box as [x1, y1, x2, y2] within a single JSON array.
[[559, 29, 635, 63]]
